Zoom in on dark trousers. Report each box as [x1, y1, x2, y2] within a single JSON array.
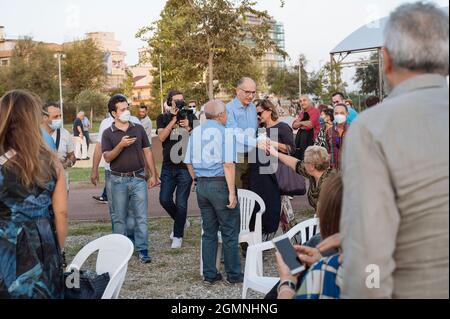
[[159, 166, 193, 238]]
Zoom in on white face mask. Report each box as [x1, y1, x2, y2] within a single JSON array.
[[119, 110, 131, 123], [334, 114, 347, 125], [49, 119, 62, 130]]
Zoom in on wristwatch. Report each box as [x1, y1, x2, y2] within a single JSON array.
[[277, 280, 296, 295]]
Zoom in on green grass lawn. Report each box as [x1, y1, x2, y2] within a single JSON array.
[[64, 120, 157, 134], [64, 122, 101, 134], [69, 163, 163, 183], [70, 167, 105, 183]]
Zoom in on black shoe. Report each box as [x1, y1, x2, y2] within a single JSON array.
[[240, 242, 248, 258], [93, 196, 108, 204], [224, 274, 244, 286], [203, 273, 223, 285], [139, 250, 152, 264]]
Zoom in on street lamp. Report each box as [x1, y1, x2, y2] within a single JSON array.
[[54, 52, 66, 125], [159, 54, 164, 114], [298, 56, 303, 98]]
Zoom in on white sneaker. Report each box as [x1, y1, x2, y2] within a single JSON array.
[[171, 237, 183, 249], [170, 231, 174, 240]]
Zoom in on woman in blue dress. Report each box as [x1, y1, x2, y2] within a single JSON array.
[[0, 90, 68, 299]]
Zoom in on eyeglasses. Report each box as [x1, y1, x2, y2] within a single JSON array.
[[239, 88, 257, 96]]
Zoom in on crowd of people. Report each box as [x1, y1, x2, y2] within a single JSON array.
[[0, 2, 448, 299]]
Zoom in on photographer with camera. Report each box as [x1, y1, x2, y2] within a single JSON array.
[[157, 89, 197, 249]]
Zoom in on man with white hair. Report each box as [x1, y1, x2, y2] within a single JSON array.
[[73, 111, 89, 160], [292, 95, 320, 160], [185, 100, 242, 285], [341, 2, 449, 298]]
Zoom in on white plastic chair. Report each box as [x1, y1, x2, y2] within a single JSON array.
[[238, 189, 266, 246], [242, 218, 319, 299], [287, 217, 320, 245], [200, 190, 266, 276], [66, 234, 134, 299]]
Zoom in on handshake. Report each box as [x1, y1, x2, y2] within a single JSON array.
[[256, 134, 279, 157]]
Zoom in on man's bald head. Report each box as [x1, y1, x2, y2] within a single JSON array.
[[204, 100, 227, 125], [237, 77, 256, 88]]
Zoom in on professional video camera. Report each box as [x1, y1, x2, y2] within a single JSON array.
[[175, 100, 194, 122]]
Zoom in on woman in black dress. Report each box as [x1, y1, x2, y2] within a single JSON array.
[[249, 99, 295, 240]]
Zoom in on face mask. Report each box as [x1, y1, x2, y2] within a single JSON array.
[[49, 119, 62, 130], [319, 117, 325, 126], [334, 114, 347, 125], [119, 110, 131, 123]]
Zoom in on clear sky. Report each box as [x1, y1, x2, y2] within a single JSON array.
[[1, 0, 448, 86]]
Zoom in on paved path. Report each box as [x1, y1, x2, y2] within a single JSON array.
[[68, 183, 311, 222], [69, 117, 309, 221]]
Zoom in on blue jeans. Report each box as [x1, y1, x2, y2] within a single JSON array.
[[197, 180, 241, 281], [101, 186, 107, 200], [159, 166, 193, 238], [110, 175, 148, 252], [105, 170, 135, 240]]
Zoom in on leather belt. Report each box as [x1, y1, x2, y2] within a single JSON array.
[[197, 177, 226, 182], [111, 169, 145, 179]]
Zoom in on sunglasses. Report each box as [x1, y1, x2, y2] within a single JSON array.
[[257, 109, 270, 117]]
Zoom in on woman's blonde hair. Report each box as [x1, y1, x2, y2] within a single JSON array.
[[304, 146, 330, 171], [0, 90, 58, 188]]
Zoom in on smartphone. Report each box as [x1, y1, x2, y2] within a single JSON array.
[[273, 236, 305, 275], [127, 135, 137, 139]]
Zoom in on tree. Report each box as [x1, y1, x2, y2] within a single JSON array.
[[0, 38, 59, 102], [266, 66, 301, 99], [354, 52, 380, 95], [118, 69, 134, 98], [72, 89, 109, 121], [317, 62, 347, 104], [137, 0, 286, 104], [63, 39, 107, 101]]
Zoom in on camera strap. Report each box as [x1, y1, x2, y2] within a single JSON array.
[[55, 129, 61, 150]]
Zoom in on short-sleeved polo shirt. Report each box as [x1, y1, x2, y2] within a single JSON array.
[[102, 122, 151, 173]]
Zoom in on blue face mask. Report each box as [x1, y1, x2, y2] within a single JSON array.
[[319, 117, 325, 126]]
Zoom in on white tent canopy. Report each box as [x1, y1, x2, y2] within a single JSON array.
[[331, 18, 388, 54], [329, 6, 449, 99], [331, 6, 449, 54]]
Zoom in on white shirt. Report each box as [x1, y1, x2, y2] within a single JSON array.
[[139, 116, 153, 145], [98, 116, 141, 171], [51, 128, 75, 166]]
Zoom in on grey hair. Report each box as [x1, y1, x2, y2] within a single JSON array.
[[384, 2, 449, 75], [236, 77, 256, 88], [204, 100, 226, 120], [300, 94, 314, 106]]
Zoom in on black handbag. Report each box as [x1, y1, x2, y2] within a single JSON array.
[[275, 161, 307, 196], [64, 269, 110, 299]]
